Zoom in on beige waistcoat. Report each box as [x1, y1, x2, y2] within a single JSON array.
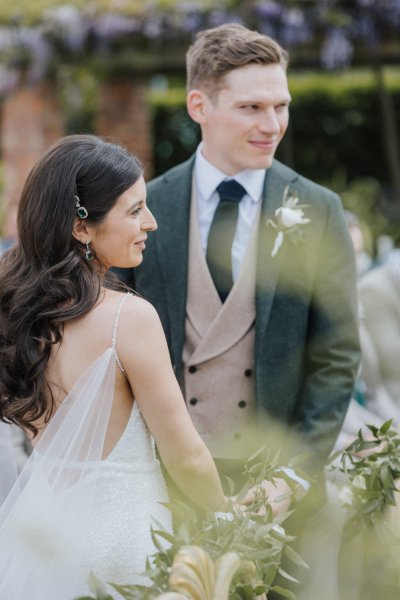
[[183, 189, 262, 459]]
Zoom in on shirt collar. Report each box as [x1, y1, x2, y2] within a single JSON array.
[[194, 143, 265, 203]]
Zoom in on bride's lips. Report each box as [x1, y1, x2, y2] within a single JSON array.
[[134, 239, 146, 250]]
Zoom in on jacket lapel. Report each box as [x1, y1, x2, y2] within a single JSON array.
[[153, 157, 195, 366], [255, 161, 298, 339]]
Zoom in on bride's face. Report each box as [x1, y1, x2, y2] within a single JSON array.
[[90, 176, 157, 269]]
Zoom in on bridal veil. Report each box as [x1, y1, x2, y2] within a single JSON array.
[[0, 347, 117, 599]]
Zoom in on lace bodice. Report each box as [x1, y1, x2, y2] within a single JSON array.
[[106, 402, 158, 466]]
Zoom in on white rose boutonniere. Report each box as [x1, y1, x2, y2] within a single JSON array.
[[267, 186, 310, 257]]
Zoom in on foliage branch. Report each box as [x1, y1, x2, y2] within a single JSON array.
[[328, 419, 400, 537], [75, 447, 311, 600]]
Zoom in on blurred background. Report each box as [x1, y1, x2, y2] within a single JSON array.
[[0, 0, 399, 256], [1, 4, 400, 595]]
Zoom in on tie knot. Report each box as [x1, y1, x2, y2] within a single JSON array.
[[216, 180, 247, 204]]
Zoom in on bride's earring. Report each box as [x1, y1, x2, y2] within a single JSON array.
[[85, 241, 95, 261]]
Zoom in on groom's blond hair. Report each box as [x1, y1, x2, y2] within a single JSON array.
[[186, 23, 289, 99]]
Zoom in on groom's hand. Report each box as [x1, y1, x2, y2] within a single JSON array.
[[237, 478, 292, 517]]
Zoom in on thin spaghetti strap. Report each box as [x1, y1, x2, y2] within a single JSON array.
[[112, 292, 132, 374]]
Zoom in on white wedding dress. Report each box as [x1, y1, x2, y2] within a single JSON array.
[[0, 293, 172, 600]]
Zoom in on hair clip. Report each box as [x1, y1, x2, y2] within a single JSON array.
[[74, 194, 88, 219]]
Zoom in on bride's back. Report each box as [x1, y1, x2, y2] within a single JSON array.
[[39, 290, 135, 456]]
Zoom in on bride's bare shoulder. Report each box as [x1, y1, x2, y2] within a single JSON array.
[[119, 293, 162, 332]]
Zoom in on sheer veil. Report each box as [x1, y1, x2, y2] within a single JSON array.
[[0, 346, 117, 599], [0, 422, 18, 505]]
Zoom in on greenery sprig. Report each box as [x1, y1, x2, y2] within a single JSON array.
[[328, 419, 400, 537], [76, 448, 310, 600]]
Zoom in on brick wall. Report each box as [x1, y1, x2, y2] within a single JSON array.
[[1, 79, 64, 241], [0, 76, 154, 241], [96, 78, 153, 180]]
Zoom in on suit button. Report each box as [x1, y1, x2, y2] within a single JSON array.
[[244, 369, 252, 377], [188, 366, 197, 374], [238, 400, 247, 408], [234, 432, 242, 441], [189, 397, 198, 405]]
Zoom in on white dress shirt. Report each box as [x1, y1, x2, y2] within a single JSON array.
[[194, 144, 265, 281]]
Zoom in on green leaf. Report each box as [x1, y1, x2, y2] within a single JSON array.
[[248, 462, 265, 474], [277, 567, 300, 583], [254, 585, 268, 594], [273, 492, 292, 502], [109, 583, 143, 600], [386, 488, 397, 506], [223, 475, 236, 496], [160, 501, 197, 529], [380, 465, 393, 488], [246, 445, 268, 463], [151, 529, 176, 544], [365, 424, 379, 437], [284, 545, 309, 569], [272, 509, 296, 526], [245, 548, 281, 560], [327, 449, 342, 464], [380, 419, 393, 434], [287, 451, 313, 468], [362, 499, 380, 513], [270, 584, 296, 599], [235, 480, 253, 502]]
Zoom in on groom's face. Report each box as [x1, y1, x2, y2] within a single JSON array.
[[188, 63, 291, 175]]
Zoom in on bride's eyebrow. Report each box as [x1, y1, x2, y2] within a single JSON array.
[[126, 200, 142, 213]]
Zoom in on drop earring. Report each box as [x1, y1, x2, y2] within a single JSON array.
[[85, 241, 95, 261]]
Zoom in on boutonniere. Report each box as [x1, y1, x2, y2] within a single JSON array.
[[267, 186, 310, 257]]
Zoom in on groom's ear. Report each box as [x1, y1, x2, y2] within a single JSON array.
[[187, 89, 209, 124], [72, 218, 92, 244]]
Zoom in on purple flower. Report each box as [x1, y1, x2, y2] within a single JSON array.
[[350, 15, 378, 46], [321, 28, 354, 69], [182, 13, 203, 33], [208, 11, 242, 28], [12, 27, 52, 81], [280, 8, 312, 47], [0, 27, 14, 53], [176, 1, 204, 11], [0, 65, 18, 95], [43, 5, 89, 52], [254, 0, 284, 21], [142, 17, 163, 39], [92, 13, 140, 40]]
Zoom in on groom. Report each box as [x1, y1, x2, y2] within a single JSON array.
[[132, 24, 359, 499]]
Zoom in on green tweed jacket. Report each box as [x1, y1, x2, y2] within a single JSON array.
[[132, 157, 360, 467]]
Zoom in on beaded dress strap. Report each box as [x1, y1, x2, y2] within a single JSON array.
[[112, 292, 131, 374]]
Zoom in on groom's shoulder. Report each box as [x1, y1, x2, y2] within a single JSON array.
[[147, 156, 195, 195], [273, 159, 341, 207]]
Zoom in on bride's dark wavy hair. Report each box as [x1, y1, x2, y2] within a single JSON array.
[[0, 134, 142, 436]]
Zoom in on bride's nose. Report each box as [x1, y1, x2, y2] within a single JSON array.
[[141, 206, 158, 231]]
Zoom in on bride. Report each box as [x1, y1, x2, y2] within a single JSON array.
[[0, 134, 227, 599]]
